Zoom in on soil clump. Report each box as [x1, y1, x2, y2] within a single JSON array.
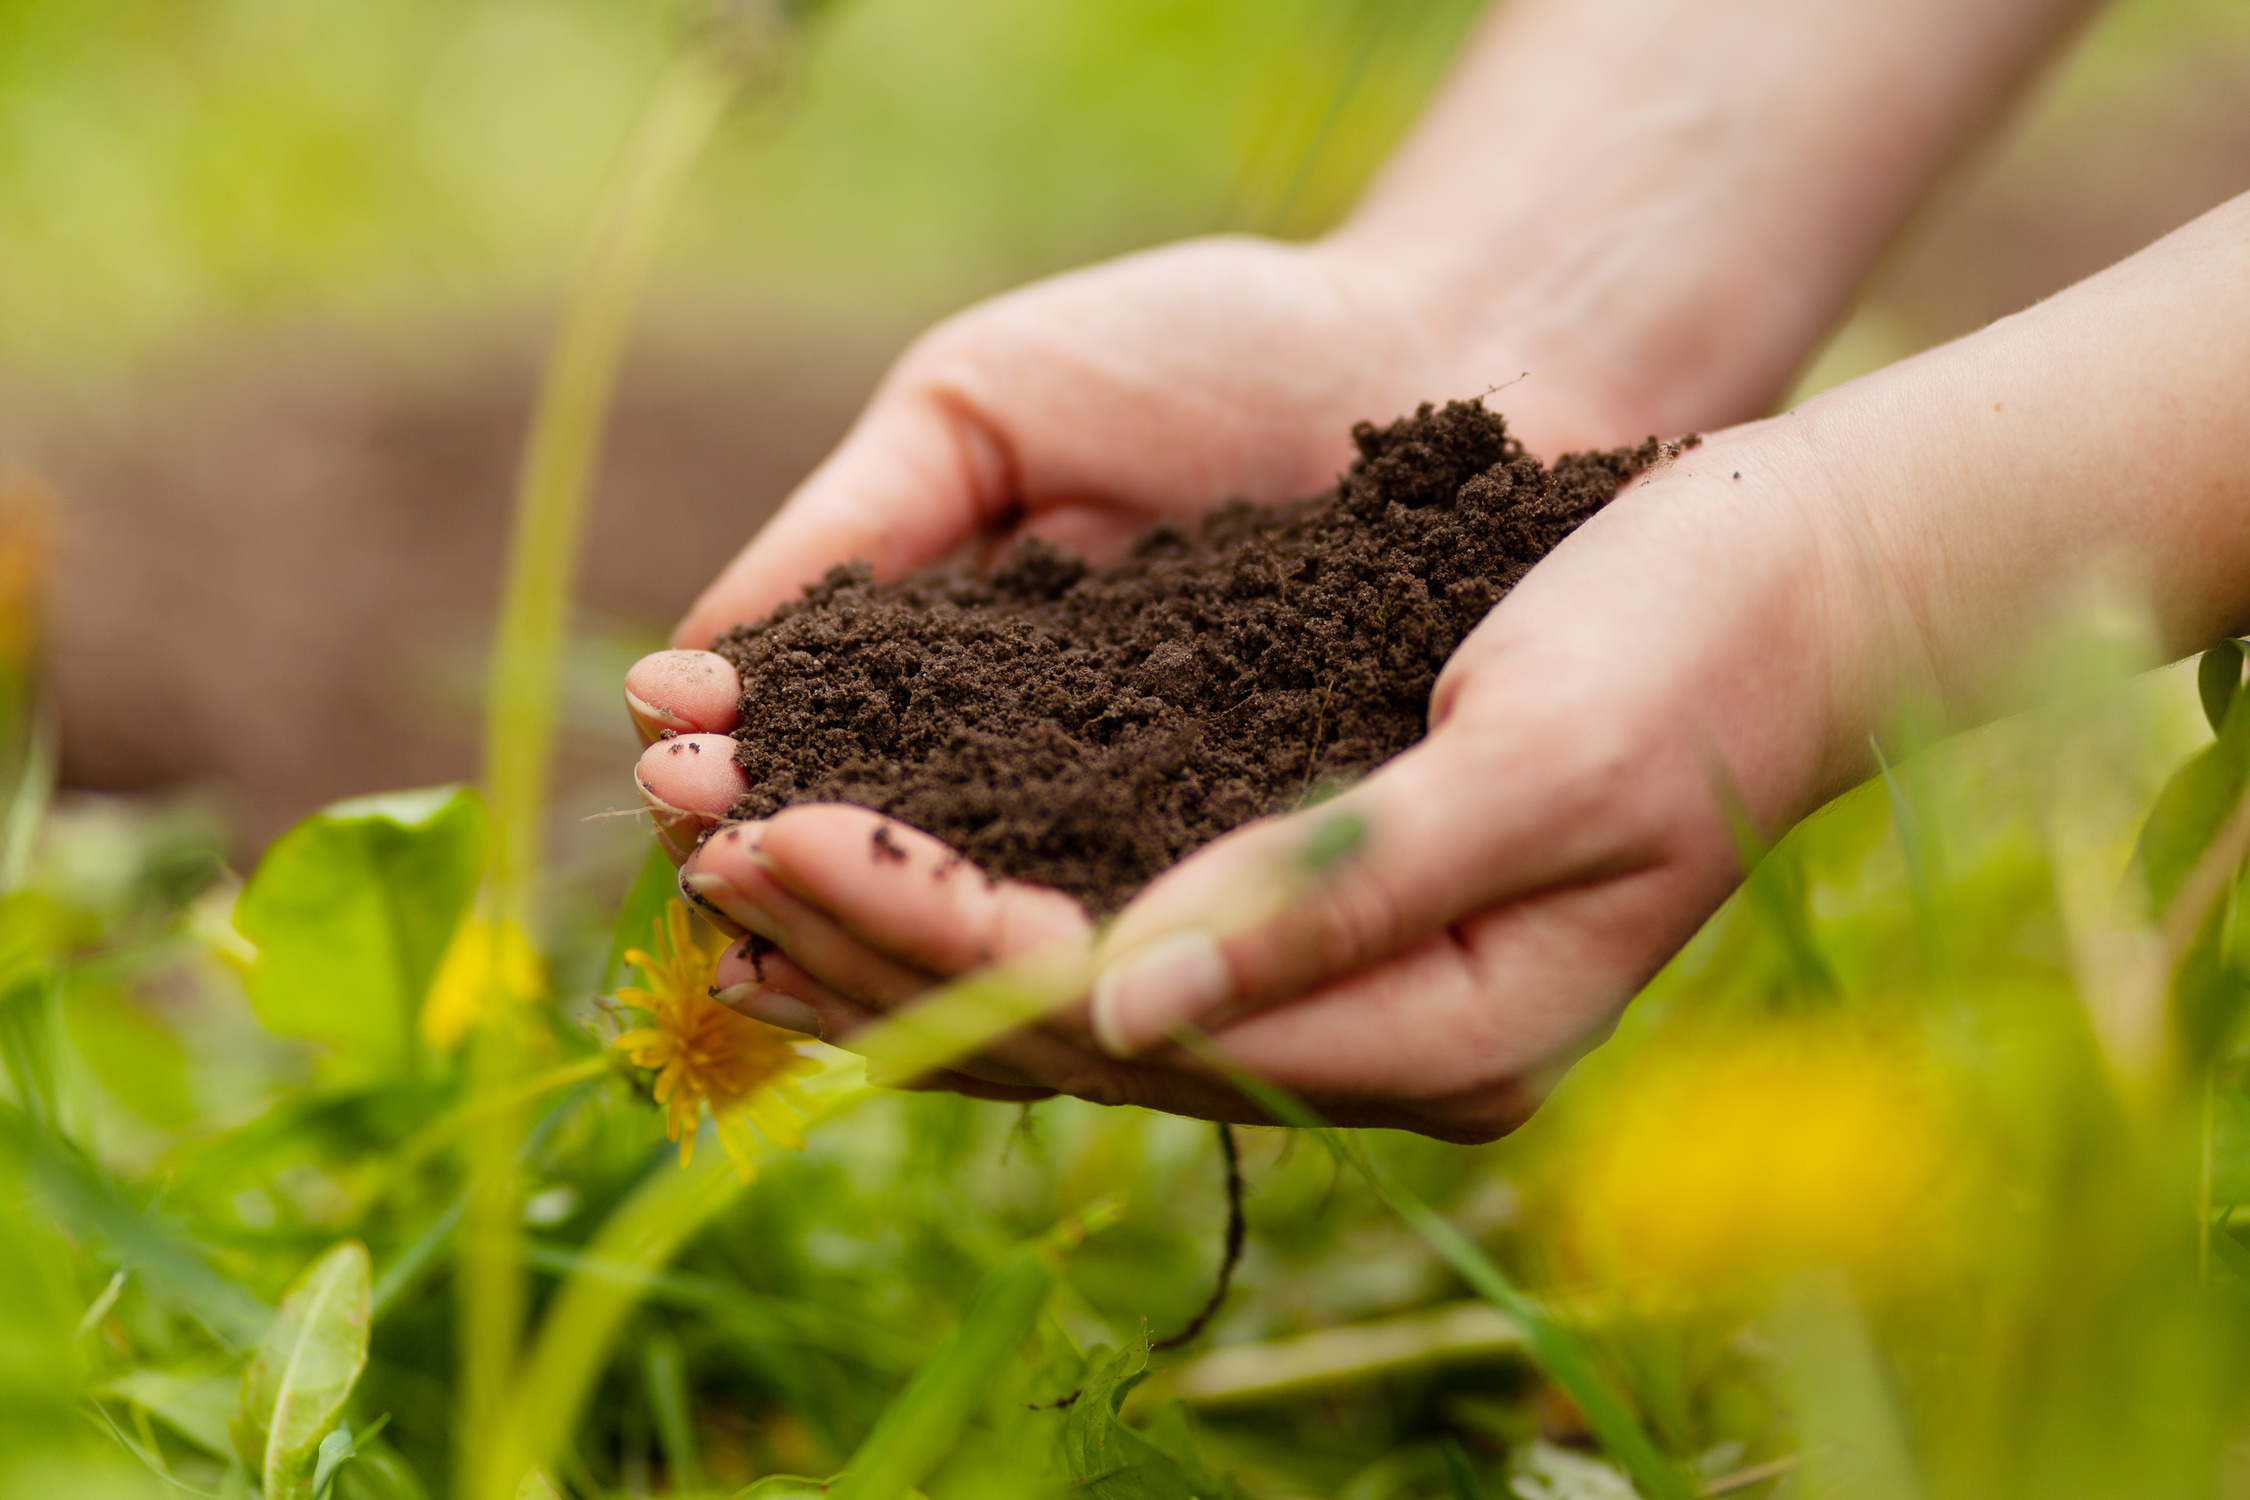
[[712, 400, 1683, 913]]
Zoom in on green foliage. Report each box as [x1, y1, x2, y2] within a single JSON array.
[[103, 1368, 237, 1458], [0, 0, 1485, 372], [0, 1150, 92, 1453], [602, 844, 680, 992], [233, 1241, 373, 1499], [235, 787, 488, 1080], [1059, 1341, 1243, 1499], [2139, 666, 2250, 913], [830, 1221, 1084, 1500]]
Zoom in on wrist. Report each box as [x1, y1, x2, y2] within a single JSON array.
[[1589, 416, 1909, 819], [1297, 230, 1685, 457], [1314, 189, 1820, 456]]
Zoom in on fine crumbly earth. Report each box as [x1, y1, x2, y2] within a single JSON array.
[[712, 400, 1686, 914]]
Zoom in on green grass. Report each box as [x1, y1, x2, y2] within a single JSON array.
[[16, 488, 2250, 1499]]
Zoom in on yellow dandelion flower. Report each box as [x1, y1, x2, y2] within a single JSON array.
[[1552, 1022, 1957, 1301], [612, 901, 819, 1181]]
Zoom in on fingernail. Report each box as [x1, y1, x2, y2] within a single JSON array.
[[635, 771, 687, 817], [625, 687, 691, 736], [714, 985, 822, 1038], [682, 868, 743, 915], [1089, 930, 1232, 1058]]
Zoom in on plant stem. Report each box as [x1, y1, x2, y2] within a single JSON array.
[[460, 49, 733, 1500], [480, 52, 733, 941]]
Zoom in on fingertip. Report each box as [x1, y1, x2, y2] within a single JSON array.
[[1088, 928, 1233, 1058], [636, 733, 749, 818], [625, 650, 742, 743]]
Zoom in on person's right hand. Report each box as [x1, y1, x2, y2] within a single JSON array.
[[624, 231, 1655, 857]]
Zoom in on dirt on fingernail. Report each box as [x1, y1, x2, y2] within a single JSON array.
[[713, 400, 1687, 914]]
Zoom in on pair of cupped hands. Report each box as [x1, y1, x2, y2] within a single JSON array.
[[626, 235, 1880, 1142]]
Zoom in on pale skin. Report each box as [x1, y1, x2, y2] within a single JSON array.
[[626, 0, 2250, 1140]]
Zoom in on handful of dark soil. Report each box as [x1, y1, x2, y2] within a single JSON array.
[[712, 400, 1680, 914]]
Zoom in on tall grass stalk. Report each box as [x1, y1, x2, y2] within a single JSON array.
[[481, 1071, 871, 1499], [479, 51, 733, 941], [460, 47, 734, 1500]]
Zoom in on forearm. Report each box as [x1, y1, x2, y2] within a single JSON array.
[[1787, 189, 2250, 731], [1325, 0, 2100, 443]]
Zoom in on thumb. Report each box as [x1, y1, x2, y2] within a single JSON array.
[[670, 379, 1014, 648], [1085, 719, 1649, 1058]]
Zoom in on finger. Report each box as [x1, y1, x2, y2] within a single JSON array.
[[672, 383, 1012, 647], [1087, 695, 1707, 1057], [687, 821, 1113, 1086], [636, 734, 750, 864], [715, 941, 1059, 1096], [684, 811, 1270, 1109], [711, 936, 870, 1040], [877, 1070, 1058, 1103], [752, 805, 1092, 977], [625, 650, 742, 746], [1181, 863, 1706, 1143], [683, 822, 953, 1008]]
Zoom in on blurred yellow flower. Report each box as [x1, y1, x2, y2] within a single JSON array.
[[1555, 1024, 1953, 1299], [613, 901, 818, 1181], [421, 914, 546, 1051]]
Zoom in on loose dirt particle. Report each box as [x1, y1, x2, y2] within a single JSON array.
[[714, 401, 1685, 913]]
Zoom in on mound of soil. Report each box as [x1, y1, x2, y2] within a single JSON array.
[[712, 400, 1684, 913]]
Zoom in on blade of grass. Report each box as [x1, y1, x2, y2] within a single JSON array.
[[0, 474, 54, 895], [642, 1330, 701, 1494], [1707, 756, 1839, 1002], [1870, 734, 1950, 996], [521, 1241, 923, 1371], [829, 1202, 1120, 1500], [480, 1145, 744, 1500], [479, 1070, 873, 1500], [370, 1195, 467, 1322], [847, 942, 1097, 1084], [1171, 1029, 1695, 1500], [4, 1111, 270, 1346], [480, 51, 732, 933]]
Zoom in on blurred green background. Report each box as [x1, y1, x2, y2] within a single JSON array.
[[0, 0, 1482, 374]]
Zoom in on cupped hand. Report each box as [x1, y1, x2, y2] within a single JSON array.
[[631, 407, 1882, 1140], [625, 231, 1640, 853]]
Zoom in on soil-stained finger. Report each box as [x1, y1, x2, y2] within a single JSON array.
[[714, 939, 1059, 1097], [685, 825, 951, 1007], [636, 734, 749, 861], [1164, 863, 1699, 1142], [692, 848, 1229, 1107], [752, 804, 1092, 977], [625, 649, 743, 746]]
